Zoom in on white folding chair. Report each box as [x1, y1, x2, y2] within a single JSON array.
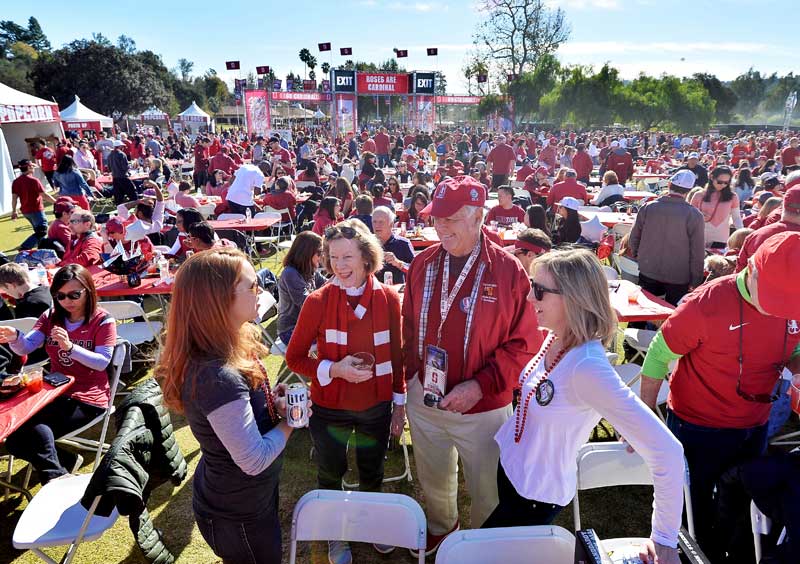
[[510, 180, 525, 189], [602, 265, 620, 281], [342, 430, 413, 489], [751, 500, 771, 564], [294, 180, 316, 190], [99, 301, 162, 355], [615, 362, 673, 421], [217, 213, 245, 221], [288, 490, 426, 564], [613, 253, 639, 284], [198, 203, 217, 219], [623, 328, 657, 363], [573, 443, 695, 546], [2, 317, 48, 369], [12, 473, 119, 564], [435, 526, 575, 564], [56, 341, 128, 461]]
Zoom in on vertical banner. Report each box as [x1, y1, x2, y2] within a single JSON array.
[[244, 90, 270, 136], [407, 95, 435, 132], [334, 93, 357, 137]]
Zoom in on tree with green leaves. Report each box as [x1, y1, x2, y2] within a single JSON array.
[[0, 17, 50, 57], [298, 48, 312, 78], [505, 53, 560, 124], [763, 73, 800, 115], [321, 62, 330, 76], [477, 94, 507, 118], [731, 68, 766, 118], [690, 73, 737, 122], [177, 58, 194, 82]]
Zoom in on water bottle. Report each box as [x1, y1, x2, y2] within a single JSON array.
[[245, 207, 252, 223], [157, 253, 169, 283], [408, 219, 415, 232], [36, 264, 48, 286], [197, 185, 203, 198]]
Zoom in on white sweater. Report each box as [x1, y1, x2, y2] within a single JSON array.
[[495, 337, 684, 547]]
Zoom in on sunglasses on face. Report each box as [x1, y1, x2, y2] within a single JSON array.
[[69, 218, 88, 224], [713, 179, 730, 186], [529, 279, 561, 301], [56, 289, 85, 301]]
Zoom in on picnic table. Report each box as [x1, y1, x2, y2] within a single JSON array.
[[91, 265, 173, 297], [96, 172, 150, 185], [408, 226, 516, 249], [623, 191, 658, 201], [579, 211, 636, 228], [209, 216, 279, 232], [0, 376, 75, 499], [632, 172, 670, 180], [609, 280, 675, 323]]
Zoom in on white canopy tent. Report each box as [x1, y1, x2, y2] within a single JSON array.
[[60, 95, 113, 133], [139, 106, 169, 122], [0, 82, 63, 214]]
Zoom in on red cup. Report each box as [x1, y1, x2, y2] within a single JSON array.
[[790, 375, 800, 415], [24, 369, 43, 393]]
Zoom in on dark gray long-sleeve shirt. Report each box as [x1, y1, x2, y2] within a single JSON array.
[[107, 150, 130, 179], [277, 266, 326, 336], [629, 194, 705, 287]]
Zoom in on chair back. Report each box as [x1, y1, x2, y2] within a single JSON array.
[[435, 526, 574, 564], [289, 490, 426, 564], [613, 253, 639, 283], [295, 181, 316, 189], [254, 210, 284, 221], [99, 300, 146, 322], [198, 203, 216, 219], [576, 443, 653, 491], [217, 213, 245, 221], [2, 317, 38, 334], [602, 265, 619, 281]]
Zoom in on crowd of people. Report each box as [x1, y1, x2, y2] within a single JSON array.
[[5, 121, 800, 564]]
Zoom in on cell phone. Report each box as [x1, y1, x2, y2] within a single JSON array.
[[43, 372, 70, 387]]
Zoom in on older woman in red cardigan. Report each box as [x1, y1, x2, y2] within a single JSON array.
[[286, 218, 405, 564]]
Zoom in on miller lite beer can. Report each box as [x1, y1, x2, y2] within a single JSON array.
[[286, 383, 309, 428], [384, 271, 394, 285]]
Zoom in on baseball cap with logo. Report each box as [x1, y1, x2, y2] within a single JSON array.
[[688, 152, 700, 159], [751, 231, 800, 319], [53, 197, 76, 215], [783, 185, 800, 211], [423, 176, 486, 218], [669, 170, 697, 191], [105, 217, 126, 235], [557, 197, 581, 211]]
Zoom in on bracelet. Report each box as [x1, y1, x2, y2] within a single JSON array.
[[67, 343, 74, 354]]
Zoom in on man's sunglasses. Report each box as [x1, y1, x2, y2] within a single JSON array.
[[529, 279, 561, 301], [69, 218, 89, 224], [56, 289, 85, 301]]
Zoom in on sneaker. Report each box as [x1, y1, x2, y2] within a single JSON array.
[[373, 543, 395, 554], [328, 540, 352, 564], [408, 521, 459, 558]]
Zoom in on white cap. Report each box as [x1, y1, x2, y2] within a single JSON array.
[[669, 170, 697, 190], [557, 197, 581, 211], [688, 152, 700, 159], [610, 141, 620, 148], [113, 139, 125, 147]]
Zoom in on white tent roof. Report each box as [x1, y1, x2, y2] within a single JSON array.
[[178, 101, 210, 119], [140, 106, 168, 119], [60, 96, 113, 127], [0, 81, 60, 124]]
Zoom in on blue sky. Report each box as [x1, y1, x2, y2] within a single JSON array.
[[7, 0, 797, 93]]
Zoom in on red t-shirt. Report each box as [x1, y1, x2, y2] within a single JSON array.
[[34, 308, 117, 408], [259, 190, 297, 222], [374, 133, 390, 154], [48, 220, 72, 249], [487, 143, 516, 176], [515, 164, 534, 181], [781, 146, 800, 168], [193, 144, 209, 170], [661, 275, 800, 428], [363, 138, 376, 154], [546, 179, 589, 207], [35, 147, 57, 172], [11, 174, 45, 214], [485, 204, 526, 227]]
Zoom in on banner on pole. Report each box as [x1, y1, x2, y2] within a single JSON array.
[[335, 93, 357, 136], [256, 65, 270, 75], [357, 72, 409, 94], [225, 61, 240, 70], [244, 90, 270, 136], [303, 79, 317, 91], [273, 79, 282, 90], [407, 95, 435, 132]]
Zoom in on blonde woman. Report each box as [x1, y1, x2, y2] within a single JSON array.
[[486, 249, 684, 564], [157, 249, 303, 564]]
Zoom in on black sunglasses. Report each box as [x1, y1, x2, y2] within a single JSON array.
[[735, 297, 787, 403], [325, 225, 358, 239], [55, 289, 85, 302], [529, 279, 561, 301]]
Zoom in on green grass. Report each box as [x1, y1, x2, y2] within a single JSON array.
[[0, 207, 794, 563]]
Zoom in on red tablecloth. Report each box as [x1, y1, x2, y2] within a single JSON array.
[[610, 280, 675, 322], [209, 216, 279, 232], [0, 377, 75, 442], [96, 173, 150, 185], [623, 191, 658, 201], [91, 266, 173, 297]]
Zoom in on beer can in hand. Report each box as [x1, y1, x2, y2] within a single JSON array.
[[286, 383, 309, 428], [384, 271, 394, 285]]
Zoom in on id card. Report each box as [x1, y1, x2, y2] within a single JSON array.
[[423, 345, 447, 408]]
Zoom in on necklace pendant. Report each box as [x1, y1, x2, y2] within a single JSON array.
[[535, 379, 555, 406]]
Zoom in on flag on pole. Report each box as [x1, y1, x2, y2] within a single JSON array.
[[427, 48, 438, 56], [256, 65, 270, 75], [340, 47, 352, 56], [225, 61, 240, 70], [477, 74, 488, 83], [318, 42, 331, 52], [395, 49, 408, 58]]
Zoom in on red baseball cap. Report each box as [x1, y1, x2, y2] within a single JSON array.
[[105, 217, 126, 235], [53, 197, 75, 215], [423, 176, 487, 218], [752, 231, 800, 319], [784, 185, 800, 211]]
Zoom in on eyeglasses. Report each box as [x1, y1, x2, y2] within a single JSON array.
[[735, 297, 787, 403], [325, 225, 358, 239], [235, 280, 261, 296], [529, 279, 561, 301], [56, 289, 85, 301], [69, 218, 88, 224], [713, 179, 731, 186]]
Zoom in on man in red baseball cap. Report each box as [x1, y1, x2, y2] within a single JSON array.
[[42, 197, 76, 255], [401, 176, 541, 557], [737, 176, 800, 270], [638, 230, 800, 559]]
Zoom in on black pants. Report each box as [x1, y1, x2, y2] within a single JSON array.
[[112, 177, 138, 205], [309, 401, 392, 492], [491, 174, 509, 190], [227, 201, 258, 216], [196, 509, 281, 564], [193, 169, 208, 189], [481, 462, 564, 528], [638, 273, 689, 306], [667, 409, 767, 561], [43, 170, 54, 189], [5, 396, 104, 483]]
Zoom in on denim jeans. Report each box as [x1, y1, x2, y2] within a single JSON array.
[[481, 462, 564, 528], [666, 409, 767, 559], [20, 210, 48, 250], [195, 510, 281, 564], [309, 401, 392, 492], [377, 153, 390, 168]]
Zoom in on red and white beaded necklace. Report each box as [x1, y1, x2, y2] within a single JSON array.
[[255, 357, 279, 423], [514, 333, 567, 443]]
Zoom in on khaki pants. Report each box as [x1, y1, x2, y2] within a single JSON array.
[[406, 377, 512, 534]]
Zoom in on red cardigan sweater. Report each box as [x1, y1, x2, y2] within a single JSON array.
[[285, 282, 405, 411]]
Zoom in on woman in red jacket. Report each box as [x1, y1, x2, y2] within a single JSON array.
[[286, 219, 405, 564], [59, 208, 103, 267]]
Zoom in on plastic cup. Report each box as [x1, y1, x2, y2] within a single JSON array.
[[791, 374, 800, 415], [352, 352, 375, 371], [628, 289, 640, 304], [23, 368, 43, 393]]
